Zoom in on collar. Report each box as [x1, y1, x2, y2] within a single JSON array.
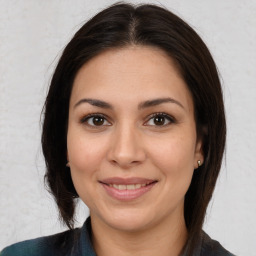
[[77, 217, 96, 256], [75, 218, 230, 256]]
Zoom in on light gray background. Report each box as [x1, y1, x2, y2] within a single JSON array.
[[0, 1, 255, 255]]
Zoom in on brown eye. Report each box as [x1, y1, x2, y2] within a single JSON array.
[[145, 113, 174, 127], [92, 116, 104, 126], [81, 114, 111, 127], [153, 116, 166, 125]]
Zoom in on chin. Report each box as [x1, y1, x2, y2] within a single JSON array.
[[108, 218, 151, 233], [99, 208, 158, 233]]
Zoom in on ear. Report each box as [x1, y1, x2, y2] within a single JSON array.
[[194, 138, 204, 169]]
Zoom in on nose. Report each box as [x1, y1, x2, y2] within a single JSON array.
[[107, 124, 146, 169]]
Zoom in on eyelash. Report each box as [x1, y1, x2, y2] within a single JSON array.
[[80, 112, 175, 128], [80, 113, 111, 128], [145, 112, 175, 127]]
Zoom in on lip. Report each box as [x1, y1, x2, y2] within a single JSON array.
[[99, 177, 158, 201], [100, 177, 156, 185]]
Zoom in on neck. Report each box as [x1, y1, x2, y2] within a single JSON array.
[[90, 213, 188, 256]]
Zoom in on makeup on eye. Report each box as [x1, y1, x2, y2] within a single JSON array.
[[80, 113, 112, 127], [144, 112, 176, 127], [79, 112, 176, 128]]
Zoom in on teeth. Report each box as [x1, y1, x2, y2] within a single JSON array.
[[110, 184, 148, 190], [127, 184, 135, 190], [112, 184, 126, 190], [119, 185, 126, 190]]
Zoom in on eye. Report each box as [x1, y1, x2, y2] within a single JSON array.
[[145, 113, 174, 127], [81, 114, 111, 127]]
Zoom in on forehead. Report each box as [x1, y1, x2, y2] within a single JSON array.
[[70, 46, 193, 113]]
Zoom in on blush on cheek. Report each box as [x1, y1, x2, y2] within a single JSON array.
[[68, 135, 104, 166], [71, 153, 96, 175], [152, 142, 195, 180]]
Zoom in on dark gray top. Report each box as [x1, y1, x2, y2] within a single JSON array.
[[0, 218, 235, 256]]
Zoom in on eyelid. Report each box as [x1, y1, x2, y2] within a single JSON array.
[[80, 113, 112, 127], [144, 112, 175, 126], [79, 112, 175, 128]]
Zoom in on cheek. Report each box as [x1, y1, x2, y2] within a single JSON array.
[[67, 131, 109, 205], [67, 130, 108, 177], [150, 133, 196, 169], [148, 132, 196, 192]]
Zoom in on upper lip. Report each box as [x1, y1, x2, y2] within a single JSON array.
[[99, 177, 157, 185]]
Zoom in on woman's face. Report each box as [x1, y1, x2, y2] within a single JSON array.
[[67, 46, 203, 232]]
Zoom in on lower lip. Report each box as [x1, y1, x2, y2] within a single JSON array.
[[101, 183, 156, 201]]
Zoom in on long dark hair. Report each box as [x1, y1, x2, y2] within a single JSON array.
[[41, 2, 226, 254]]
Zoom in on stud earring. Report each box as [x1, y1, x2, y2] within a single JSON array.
[[197, 160, 201, 168]]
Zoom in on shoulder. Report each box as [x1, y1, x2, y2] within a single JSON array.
[[0, 228, 80, 256], [200, 231, 236, 256]]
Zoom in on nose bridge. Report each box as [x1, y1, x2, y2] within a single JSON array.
[[108, 119, 145, 167]]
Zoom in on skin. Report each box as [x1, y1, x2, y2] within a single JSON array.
[[67, 46, 203, 256]]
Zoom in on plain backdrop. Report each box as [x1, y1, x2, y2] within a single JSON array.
[[0, 1, 255, 255]]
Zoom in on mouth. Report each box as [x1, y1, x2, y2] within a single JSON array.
[[102, 182, 156, 190], [99, 178, 158, 201]]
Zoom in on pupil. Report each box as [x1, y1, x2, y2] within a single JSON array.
[[154, 116, 165, 125], [93, 117, 104, 126]]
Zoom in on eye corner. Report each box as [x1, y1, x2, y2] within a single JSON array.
[[80, 113, 112, 128], [144, 112, 176, 127]]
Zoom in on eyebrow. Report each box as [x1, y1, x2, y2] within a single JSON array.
[[138, 97, 184, 109], [74, 98, 113, 109], [74, 97, 184, 110]]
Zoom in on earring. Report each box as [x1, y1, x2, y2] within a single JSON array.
[[66, 162, 70, 167], [197, 160, 201, 168]]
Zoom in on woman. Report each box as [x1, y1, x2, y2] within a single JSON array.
[[1, 2, 235, 256]]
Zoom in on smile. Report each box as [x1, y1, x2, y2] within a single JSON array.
[[99, 178, 158, 201], [109, 184, 148, 190]]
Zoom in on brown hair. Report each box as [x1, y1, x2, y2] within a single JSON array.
[[41, 2, 226, 254]]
